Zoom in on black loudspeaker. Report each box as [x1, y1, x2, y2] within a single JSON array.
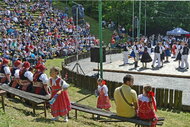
[[90, 46, 106, 63]]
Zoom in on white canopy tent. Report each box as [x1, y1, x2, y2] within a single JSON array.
[[166, 28, 190, 36]]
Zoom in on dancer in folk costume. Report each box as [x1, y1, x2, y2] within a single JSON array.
[[122, 42, 129, 65], [10, 60, 22, 88], [18, 61, 33, 92], [133, 41, 140, 68], [49, 67, 71, 121], [152, 42, 162, 68], [96, 78, 111, 111], [141, 43, 152, 68], [176, 42, 182, 68], [137, 85, 158, 127], [164, 41, 171, 62], [0, 58, 11, 84], [171, 42, 177, 58], [180, 42, 189, 69], [33, 64, 50, 95], [160, 43, 165, 67]]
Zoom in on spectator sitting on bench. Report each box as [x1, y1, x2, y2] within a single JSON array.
[[137, 85, 158, 127], [114, 74, 138, 118], [0, 58, 11, 84], [18, 62, 33, 92], [33, 64, 50, 96], [10, 60, 22, 88]]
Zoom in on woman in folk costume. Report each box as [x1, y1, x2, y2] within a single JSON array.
[[164, 41, 171, 62], [141, 43, 152, 68], [18, 61, 33, 92], [137, 85, 158, 127], [0, 58, 11, 84], [49, 67, 71, 122], [33, 64, 50, 95], [10, 60, 22, 88], [96, 78, 111, 111], [175, 41, 182, 68], [171, 42, 177, 58]]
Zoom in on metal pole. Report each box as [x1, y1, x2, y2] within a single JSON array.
[[132, 0, 134, 42], [98, 0, 103, 79], [138, 0, 141, 41], [76, 7, 79, 64], [144, 0, 147, 36]]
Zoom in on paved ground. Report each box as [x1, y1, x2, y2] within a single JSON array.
[[66, 53, 190, 105]]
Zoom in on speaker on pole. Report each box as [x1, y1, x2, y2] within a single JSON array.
[[90, 46, 106, 63]]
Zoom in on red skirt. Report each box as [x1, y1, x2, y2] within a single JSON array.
[[51, 90, 71, 117], [97, 95, 111, 109]]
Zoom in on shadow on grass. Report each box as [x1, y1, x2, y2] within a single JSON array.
[[6, 97, 49, 116], [158, 107, 181, 114]]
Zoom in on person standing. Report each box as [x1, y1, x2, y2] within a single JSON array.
[[141, 44, 152, 68], [180, 43, 189, 69], [134, 42, 140, 68], [175, 41, 182, 68], [151, 42, 162, 68], [114, 74, 138, 118], [123, 42, 129, 65], [49, 67, 71, 122], [96, 78, 111, 111]]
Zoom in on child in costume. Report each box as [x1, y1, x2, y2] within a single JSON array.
[[49, 67, 71, 122], [96, 78, 111, 111]]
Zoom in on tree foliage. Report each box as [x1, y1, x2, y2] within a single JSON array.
[[75, 1, 190, 36]]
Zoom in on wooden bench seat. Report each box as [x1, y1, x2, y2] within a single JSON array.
[[0, 90, 6, 112], [71, 102, 164, 126], [0, 84, 47, 117]]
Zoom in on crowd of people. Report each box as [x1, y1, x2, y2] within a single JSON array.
[[0, 0, 101, 122], [0, 0, 99, 65], [0, 0, 185, 126], [120, 36, 189, 70]]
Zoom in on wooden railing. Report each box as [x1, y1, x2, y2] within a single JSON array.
[[61, 49, 186, 111]]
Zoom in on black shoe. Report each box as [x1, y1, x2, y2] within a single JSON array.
[[151, 65, 154, 68]]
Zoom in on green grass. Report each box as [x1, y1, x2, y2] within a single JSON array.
[[0, 58, 190, 127], [0, 1, 189, 127], [52, 1, 113, 46]]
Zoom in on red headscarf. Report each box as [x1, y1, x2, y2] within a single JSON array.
[[148, 91, 157, 111]]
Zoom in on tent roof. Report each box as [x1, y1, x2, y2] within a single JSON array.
[[166, 28, 190, 36]]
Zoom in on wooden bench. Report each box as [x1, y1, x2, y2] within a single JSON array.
[[0, 84, 48, 117], [0, 90, 6, 112], [71, 102, 164, 127]]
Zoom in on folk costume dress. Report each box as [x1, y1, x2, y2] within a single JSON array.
[[138, 93, 157, 127], [50, 77, 71, 117], [97, 84, 111, 109], [141, 46, 152, 63]]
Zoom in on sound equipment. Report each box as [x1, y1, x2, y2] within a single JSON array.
[[90, 46, 106, 63]]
